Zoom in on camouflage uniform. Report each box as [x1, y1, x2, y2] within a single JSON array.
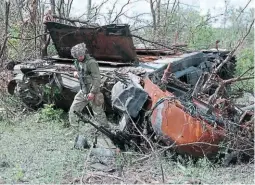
[[69, 43, 108, 134]]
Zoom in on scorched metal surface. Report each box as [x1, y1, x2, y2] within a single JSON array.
[[45, 22, 137, 62], [143, 77, 225, 157]]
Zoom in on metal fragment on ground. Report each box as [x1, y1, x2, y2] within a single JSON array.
[[111, 76, 148, 118]]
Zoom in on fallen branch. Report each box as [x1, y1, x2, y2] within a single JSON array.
[[208, 66, 254, 103], [201, 19, 254, 93], [224, 76, 254, 84], [236, 66, 254, 79], [175, 141, 254, 152], [131, 136, 179, 165], [120, 99, 155, 151], [131, 154, 151, 164], [89, 172, 124, 181]]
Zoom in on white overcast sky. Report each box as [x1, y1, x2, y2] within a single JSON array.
[[64, 0, 254, 26], [70, 0, 254, 15]]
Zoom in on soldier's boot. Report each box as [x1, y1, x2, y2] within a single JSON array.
[[68, 90, 90, 148], [74, 135, 91, 149]]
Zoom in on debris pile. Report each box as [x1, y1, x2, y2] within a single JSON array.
[[5, 21, 254, 165]]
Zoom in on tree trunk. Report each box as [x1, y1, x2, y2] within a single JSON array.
[[41, 25, 50, 58], [156, 0, 160, 30], [149, 0, 157, 37], [15, 0, 24, 23], [87, 0, 92, 20], [50, 0, 56, 14], [0, 0, 10, 66]]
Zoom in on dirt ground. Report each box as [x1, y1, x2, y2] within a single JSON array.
[[0, 112, 254, 184]]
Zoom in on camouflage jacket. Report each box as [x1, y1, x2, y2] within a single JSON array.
[[74, 55, 101, 94]]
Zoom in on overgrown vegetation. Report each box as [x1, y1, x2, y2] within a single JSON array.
[[39, 104, 64, 121], [0, 107, 254, 183], [0, 84, 253, 183], [234, 48, 254, 93]]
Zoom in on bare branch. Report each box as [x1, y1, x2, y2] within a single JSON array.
[[131, 24, 154, 32], [53, 15, 91, 25], [108, 0, 118, 23], [111, 0, 131, 23], [214, 19, 254, 73], [224, 76, 254, 84], [76, 0, 109, 22], [195, 13, 224, 29], [67, 0, 73, 17], [236, 0, 252, 20], [236, 66, 254, 79], [122, 12, 151, 19]]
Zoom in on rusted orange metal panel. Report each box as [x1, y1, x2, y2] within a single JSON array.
[[143, 77, 225, 157], [137, 56, 159, 62]]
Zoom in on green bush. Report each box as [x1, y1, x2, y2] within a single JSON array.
[[234, 48, 254, 93], [39, 104, 64, 122]]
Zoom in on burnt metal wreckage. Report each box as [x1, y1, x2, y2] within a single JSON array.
[[6, 21, 254, 164]]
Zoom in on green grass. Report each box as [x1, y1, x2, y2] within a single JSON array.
[[162, 158, 254, 184], [128, 155, 254, 184], [0, 112, 85, 184], [0, 107, 254, 184]]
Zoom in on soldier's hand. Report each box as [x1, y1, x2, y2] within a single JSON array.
[[87, 93, 95, 101], [74, 71, 79, 78]]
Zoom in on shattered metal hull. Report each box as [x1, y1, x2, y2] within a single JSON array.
[[143, 77, 225, 157], [7, 21, 251, 159], [45, 22, 137, 62]]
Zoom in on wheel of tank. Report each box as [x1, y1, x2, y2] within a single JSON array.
[[16, 80, 46, 109]]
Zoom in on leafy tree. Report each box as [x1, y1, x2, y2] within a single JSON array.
[[234, 48, 254, 93]]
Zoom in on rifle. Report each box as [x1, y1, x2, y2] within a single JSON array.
[[74, 111, 131, 150]]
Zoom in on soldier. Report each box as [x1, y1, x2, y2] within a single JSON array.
[[69, 43, 109, 139]]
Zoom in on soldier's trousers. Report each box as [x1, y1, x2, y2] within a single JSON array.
[[69, 90, 108, 133]]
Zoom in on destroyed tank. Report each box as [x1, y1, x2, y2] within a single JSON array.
[[7, 21, 236, 112], [7, 21, 252, 160]]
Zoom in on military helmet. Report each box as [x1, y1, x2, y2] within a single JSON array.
[[70, 43, 88, 58]]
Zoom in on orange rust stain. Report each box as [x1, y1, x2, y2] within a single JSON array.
[[137, 56, 160, 62], [143, 77, 225, 157]]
